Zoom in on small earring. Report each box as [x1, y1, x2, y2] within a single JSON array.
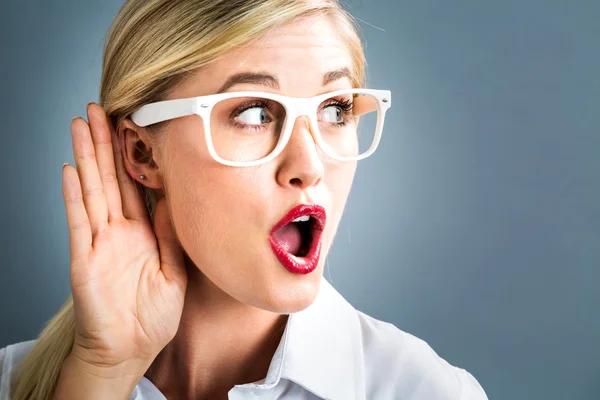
[[139, 175, 146, 180]]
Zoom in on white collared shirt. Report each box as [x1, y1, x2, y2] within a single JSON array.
[[1, 278, 488, 399]]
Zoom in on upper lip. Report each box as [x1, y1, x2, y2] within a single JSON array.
[[270, 204, 326, 234]]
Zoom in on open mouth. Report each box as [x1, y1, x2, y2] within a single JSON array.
[[269, 204, 326, 274], [271, 215, 317, 257]]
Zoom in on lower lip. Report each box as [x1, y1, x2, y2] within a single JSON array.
[[269, 227, 324, 274]]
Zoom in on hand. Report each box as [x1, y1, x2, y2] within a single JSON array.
[[61, 103, 188, 373]]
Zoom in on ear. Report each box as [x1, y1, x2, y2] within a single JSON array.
[[118, 118, 163, 189]]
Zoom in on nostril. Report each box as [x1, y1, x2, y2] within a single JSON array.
[[289, 177, 302, 186]]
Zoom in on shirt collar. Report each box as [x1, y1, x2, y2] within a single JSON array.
[[137, 277, 361, 400], [271, 277, 362, 399]]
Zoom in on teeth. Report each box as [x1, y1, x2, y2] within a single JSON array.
[[292, 215, 310, 223]]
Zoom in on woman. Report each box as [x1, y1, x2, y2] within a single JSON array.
[[0, 0, 488, 399]]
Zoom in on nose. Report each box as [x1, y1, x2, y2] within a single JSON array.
[[276, 116, 324, 189]]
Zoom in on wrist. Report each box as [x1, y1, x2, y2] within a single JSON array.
[[68, 345, 153, 378], [53, 353, 151, 400]]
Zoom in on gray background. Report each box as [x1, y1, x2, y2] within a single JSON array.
[[1, 1, 599, 399]]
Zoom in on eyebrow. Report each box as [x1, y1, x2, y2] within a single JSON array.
[[322, 67, 352, 86], [216, 67, 353, 93], [217, 73, 279, 93]]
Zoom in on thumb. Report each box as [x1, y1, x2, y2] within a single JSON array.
[[153, 197, 187, 288]]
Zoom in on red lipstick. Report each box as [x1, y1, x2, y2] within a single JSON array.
[[269, 204, 326, 274]]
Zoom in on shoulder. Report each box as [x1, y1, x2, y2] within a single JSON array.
[[0, 340, 37, 399], [354, 311, 488, 400]]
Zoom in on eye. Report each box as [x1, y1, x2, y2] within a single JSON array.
[[318, 98, 353, 124], [236, 107, 271, 125], [320, 106, 344, 123]]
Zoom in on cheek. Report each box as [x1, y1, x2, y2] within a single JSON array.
[[160, 128, 236, 232], [323, 162, 357, 239], [166, 169, 262, 293], [168, 170, 220, 248], [326, 161, 356, 203], [161, 142, 227, 240], [164, 155, 272, 263]]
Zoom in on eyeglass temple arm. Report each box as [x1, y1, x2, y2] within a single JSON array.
[[131, 98, 198, 127]]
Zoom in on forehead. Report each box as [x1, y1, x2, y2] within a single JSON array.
[[173, 15, 355, 98]]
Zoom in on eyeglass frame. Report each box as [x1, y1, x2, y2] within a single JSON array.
[[130, 88, 392, 167]]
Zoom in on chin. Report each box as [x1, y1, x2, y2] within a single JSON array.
[[244, 268, 324, 314]]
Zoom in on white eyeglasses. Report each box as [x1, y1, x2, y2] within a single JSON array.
[[131, 88, 391, 167]]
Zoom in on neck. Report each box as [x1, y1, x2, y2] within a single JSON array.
[[145, 260, 288, 399]]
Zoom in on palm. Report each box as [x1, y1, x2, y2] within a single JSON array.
[[63, 104, 187, 368]]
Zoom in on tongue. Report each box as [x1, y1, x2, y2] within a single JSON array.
[[273, 223, 302, 255]]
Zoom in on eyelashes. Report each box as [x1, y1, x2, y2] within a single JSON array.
[[229, 99, 276, 120], [324, 98, 354, 113]]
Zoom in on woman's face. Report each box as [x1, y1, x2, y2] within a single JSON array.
[[135, 15, 357, 313]]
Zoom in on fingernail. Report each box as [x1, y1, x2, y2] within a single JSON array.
[[63, 162, 70, 169], [72, 116, 80, 122], [87, 102, 94, 110]]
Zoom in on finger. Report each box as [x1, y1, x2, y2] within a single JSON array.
[[71, 117, 109, 234], [110, 118, 148, 222], [62, 163, 92, 264], [154, 198, 186, 289], [87, 103, 123, 221]]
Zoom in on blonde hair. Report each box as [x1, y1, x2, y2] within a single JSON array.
[[11, 0, 366, 398]]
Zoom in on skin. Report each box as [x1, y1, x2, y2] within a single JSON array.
[[61, 14, 358, 400]]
